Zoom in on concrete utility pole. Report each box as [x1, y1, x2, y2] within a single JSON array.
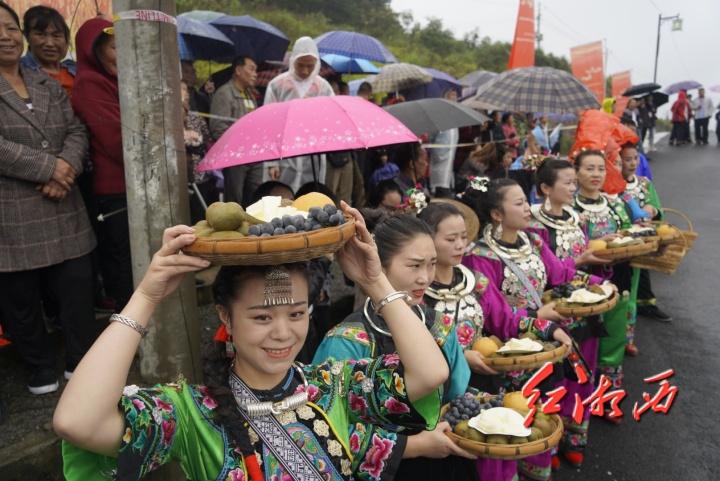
[[114, 0, 201, 384]]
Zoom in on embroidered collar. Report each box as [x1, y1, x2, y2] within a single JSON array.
[[531, 204, 581, 231]]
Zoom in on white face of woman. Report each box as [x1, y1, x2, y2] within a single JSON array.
[[220, 271, 309, 388], [542, 168, 577, 206], [576, 155, 606, 195], [384, 235, 437, 305], [493, 184, 531, 231], [0, 8, 23, 67], [433, 215, 467, 268]]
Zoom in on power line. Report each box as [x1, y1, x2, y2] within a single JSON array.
[[647, 0, 662, 13]]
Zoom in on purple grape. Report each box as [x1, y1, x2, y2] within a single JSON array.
[[316, 211, 329, 225], [285, 225, 297, 234], [271, 217, 283, 228], [273, 227, 284, 236], [323, 204, 338, 215]]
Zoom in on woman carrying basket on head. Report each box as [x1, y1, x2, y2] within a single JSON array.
[[54, 204, 449, 481]]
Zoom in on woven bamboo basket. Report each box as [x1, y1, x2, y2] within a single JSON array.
[[663, 208, 698, 250], [483, 344, 569, 372], [542, 291, 619, 317], [593, 238, 658, 261], [184, 217, 356, 265], [442, 405, 563, 460], [648, 223, 682, 245]]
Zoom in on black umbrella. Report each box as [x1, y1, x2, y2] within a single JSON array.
[[383, 98, 489, 135], [641, 91, 669, 108], [622, 82, 661, 97]]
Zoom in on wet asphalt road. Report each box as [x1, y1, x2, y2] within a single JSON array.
[[554, 140, 720, 481]]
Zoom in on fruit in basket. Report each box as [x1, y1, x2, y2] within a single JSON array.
[[503, 392, 531, 415], [527, 427, 544, 442], [519, 331, 538, 341], [485, 434, 510, 445], [293, 192, 335, 212], [465, 427, 486, 442], [510, 436, 528, 444], [238, 221, 250, 236], [210, 231, 245, 240], [193, 220, 214, 238], [588, 239, 607, 251], [453, 420, 471, 437], [206, 202, 245, 231], [656, 224, 674, 236], [472, 337, 499, 357], [532, 416, 555, 438], [247, 203, 345, 237], [542, 341, 559, 352], [488, 335, 504, 348]]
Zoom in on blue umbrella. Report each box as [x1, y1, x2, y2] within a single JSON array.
[[321, 54, 379, 74], [401, 67, 462, 100], [664, 80, 703, 95], [211, 15, 290, 62], [176, 15, 235, 62], [315, 31, 396, 64], [180, 10, 224, 22], [534, 112, 577, 123]]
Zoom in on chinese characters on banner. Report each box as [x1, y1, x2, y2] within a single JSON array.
[[521, 361, 679, 427], [14, 0, 113, 56], [507, 0, 536, 70], [611, 71, 633, 118], [570, 41, 605, 103]]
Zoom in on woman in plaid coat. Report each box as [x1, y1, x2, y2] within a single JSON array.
[[0, 1, 99, 395]]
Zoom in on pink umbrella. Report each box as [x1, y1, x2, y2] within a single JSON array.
[[197, 96, 419, 172]]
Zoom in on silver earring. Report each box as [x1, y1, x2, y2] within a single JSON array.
[[493, 223, 503, 240], [543, 197, 552, 211]]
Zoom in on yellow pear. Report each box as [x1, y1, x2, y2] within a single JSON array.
[[472, 337, 499, 357], [503, 391, 531, 415], [588, 239, 607, 251], [206, 202, 245, 231]]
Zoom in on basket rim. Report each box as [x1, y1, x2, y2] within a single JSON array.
[[543, 290, 619, 317], [483, 343, 568, 371]]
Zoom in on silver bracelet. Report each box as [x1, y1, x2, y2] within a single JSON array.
[[110, 313, 149, 338], [375, 291, 411, 313]]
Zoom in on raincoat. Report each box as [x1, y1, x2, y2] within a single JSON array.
[[264, 37, 335, 191]]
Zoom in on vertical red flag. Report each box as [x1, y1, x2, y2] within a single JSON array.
[[570, 41, 605, 103], [611, 71, 632, 118], [507, 0, 536, 70]]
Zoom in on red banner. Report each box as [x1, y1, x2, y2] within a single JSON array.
[[14, 0, 113, 53], [611, 71, 632, 118], [507, 0, 535, 70], [570, 41, 604, 103]]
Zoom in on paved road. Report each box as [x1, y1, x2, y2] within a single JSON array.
[[555, 141, 720, 481]]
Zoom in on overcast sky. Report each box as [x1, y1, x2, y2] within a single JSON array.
[[391, 0, 720, 117]]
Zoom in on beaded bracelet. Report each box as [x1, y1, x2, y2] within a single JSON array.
[[110, 313, 149, 338]]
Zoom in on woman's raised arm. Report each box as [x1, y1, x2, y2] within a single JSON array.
[[53, 226, 210, 456]]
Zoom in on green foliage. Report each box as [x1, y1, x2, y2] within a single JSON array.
[[176, 0, 570, 79]]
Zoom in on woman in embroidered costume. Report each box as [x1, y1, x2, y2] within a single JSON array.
[[53, 204, 450, 481], [461, 177, 600, 481], [526, 159, 609, 469], [572, 150, 639, 415], [619, 143, 672, 343], [313, 214, 476, 481]]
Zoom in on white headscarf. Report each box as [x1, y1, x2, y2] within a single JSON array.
[[288, 36, 321, 98]]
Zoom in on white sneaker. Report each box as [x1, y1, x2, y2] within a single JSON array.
[[64, 370, 73, 381], [28, 369, 59, 395]]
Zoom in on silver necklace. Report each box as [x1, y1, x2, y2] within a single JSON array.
[[531, 204, 581, 231], [231, 363, 309, 418], [575, 194, 609, 213], [482, 224, 533, 260], [363, 298, 426, 337]]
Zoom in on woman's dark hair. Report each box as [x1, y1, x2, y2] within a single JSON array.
[[358, 81, 372, 95], [374, 214, 432, 267], [207, 264, 308, 459], [501, 112, 513, 124], [391, 142, 422, 172], [368, 179, 403, 208], [535, 158, 574, 191], [418, 202, 463, 234], [0, 1, 20, 29], [248, 180, 294, 207], [92, 32, 114, 70], [574, 149, 605, 170], [295, 182, 338, 206], [461, 178, 518, 225], [23, 5, 70, 41]]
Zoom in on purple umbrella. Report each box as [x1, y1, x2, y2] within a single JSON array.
[[459, 70, 498, 98], [315, 31, 396, 64], [401, 67, 463, 100], [176, 15, 235, 62], [664, 80, 703, 95]]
